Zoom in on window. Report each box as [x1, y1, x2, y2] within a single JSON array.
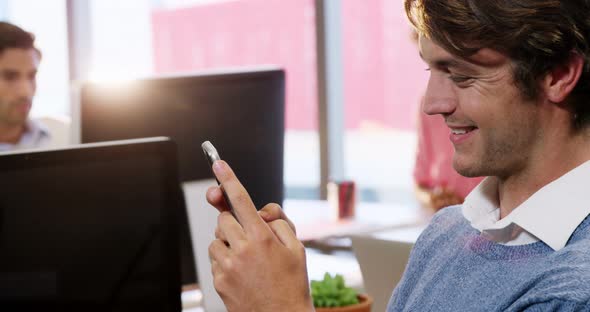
[[341, 0, 428, 204], [88, 0, 321, 199]]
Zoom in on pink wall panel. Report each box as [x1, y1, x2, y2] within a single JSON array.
[[151, 0, 427, 131], [152, 0, 318, 130]]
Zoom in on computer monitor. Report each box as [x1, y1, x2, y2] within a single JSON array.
[[80, 67, 285, 284], [0, 137, 182, 311]]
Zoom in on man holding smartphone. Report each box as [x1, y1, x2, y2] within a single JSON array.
[[206, 0, 590, 311]]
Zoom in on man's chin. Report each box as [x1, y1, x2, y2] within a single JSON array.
[[453, 157, 483, 178]]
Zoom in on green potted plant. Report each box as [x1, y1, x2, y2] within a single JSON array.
[[311, 273, 372, 312]]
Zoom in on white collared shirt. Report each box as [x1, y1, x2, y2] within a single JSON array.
[[0, 119, 51, 152], [462, 160, 590, 251]]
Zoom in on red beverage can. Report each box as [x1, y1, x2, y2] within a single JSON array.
[[327, 180, 356, 220]]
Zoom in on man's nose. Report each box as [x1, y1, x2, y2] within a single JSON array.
[[422, 74, 457, 116], [15, 78, 35, 99]]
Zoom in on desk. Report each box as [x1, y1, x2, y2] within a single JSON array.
[[285, 199, 429, 290], [284, 199, 430, 242]]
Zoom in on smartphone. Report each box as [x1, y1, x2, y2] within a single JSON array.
[[201, 141, 235, 216]]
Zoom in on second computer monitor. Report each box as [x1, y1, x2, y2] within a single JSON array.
[[81, 68, 284, 285], [80, 67, 285, 209]]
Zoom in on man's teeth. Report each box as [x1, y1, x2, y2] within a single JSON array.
[[452, 129, 470, 135]]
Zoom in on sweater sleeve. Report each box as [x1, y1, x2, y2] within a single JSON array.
[[520, 299, 590, 312]]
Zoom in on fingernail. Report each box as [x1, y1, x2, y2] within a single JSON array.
[[213, 160, 225, 174], [259, 210, 269, 219]]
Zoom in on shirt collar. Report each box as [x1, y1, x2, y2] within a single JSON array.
[[23, 118, 50, 142], [462, 160, 590, 251], [0, 119, 50, 152]]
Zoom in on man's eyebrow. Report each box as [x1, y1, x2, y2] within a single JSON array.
[[419, 51, 479, 73], [0, 69, 19, 75]]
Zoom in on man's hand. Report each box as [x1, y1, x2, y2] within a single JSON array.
[[206, 187, 297, 239], [206, 160, 313, 312]]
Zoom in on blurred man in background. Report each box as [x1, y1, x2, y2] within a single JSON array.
[[0, 21, 67, 151]]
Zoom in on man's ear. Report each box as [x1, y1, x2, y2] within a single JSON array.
[[543, 52, 584, 104]]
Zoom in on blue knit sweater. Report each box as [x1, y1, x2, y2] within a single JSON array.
[[387, 206, 590, 311]]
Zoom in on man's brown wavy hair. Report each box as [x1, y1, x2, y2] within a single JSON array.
[[0, 21, 41, 58], [405, 0, 590, 130]]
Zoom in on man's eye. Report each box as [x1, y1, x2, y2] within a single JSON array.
[[2, 73, 18, 81], [449, 75, 473, 84]]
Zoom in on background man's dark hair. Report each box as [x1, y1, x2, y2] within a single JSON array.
[[0, 21, 41, 57], [405, 0, 590, 130]]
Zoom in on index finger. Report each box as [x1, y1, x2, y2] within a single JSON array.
[[212, 160, 265, 232]]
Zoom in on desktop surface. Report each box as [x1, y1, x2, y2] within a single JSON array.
[[283, 199, 429, 242]]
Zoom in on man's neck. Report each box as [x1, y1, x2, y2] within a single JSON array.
[[0, 121, 26, 144], [496, 129, 590, 219]]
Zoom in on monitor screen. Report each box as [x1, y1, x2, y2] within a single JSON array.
[[81, 68, 285, 284], [0, 138, 182, 311]]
